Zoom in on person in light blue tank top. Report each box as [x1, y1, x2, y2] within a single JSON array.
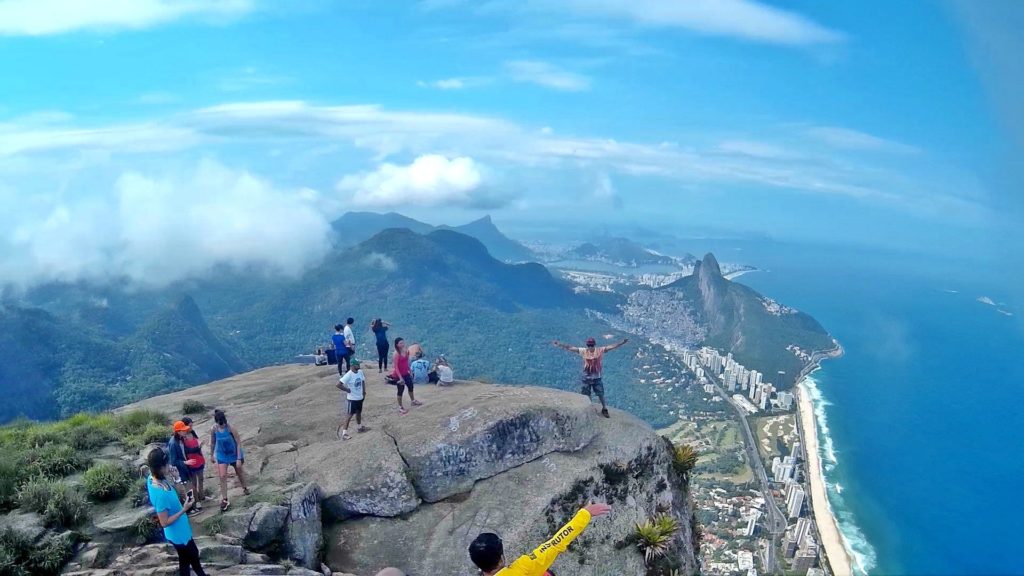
[[146, 448, 207, 576], [210, 409, 249, 512]]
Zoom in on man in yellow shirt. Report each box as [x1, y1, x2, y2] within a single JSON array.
[[468, 503, 612, 575]]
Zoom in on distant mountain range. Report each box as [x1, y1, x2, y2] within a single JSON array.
[[0, 213, 830, 423], [566, 236, 694, 267], [0, 225, 621, 421], [331, 212, 536, 262]]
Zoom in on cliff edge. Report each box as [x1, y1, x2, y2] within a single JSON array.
[[66, 365, 696, 576]]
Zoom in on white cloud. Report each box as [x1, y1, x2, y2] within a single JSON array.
[[0, 0, 255, 36], [1, 159, 332, 288], [0, 100, 988, 242], [338, 154, 486, 208], [505, 61, 591, 92], [421, 78, 465, 90], [558, 0, 842, 45], [805, 126, 920, 154]]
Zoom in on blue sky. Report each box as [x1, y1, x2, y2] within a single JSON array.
[[0, 0, 1021, 288]]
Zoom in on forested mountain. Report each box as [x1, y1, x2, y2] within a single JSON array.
[[663, 253, 834, 387], [568, 236, 689, 267], [332, 212, 537, 263], [0, 227, 625, 422]]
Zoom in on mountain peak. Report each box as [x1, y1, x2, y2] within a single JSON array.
[[698, 253, 722, 278]]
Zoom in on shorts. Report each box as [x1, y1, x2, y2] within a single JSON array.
[[581, 377, 604, 398], [347, 399, 364, 415], [398, 373, 413, 395], [187, 465, 205, 477]]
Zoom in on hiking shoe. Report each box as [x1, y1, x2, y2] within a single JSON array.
[[601, 408, 610, 418]]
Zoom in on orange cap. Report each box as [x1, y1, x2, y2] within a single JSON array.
[[173, 421, 191, 433]]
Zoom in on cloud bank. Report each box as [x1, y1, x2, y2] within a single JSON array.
[[339, 154, 487, 208], [1, 159, 332, 289], [0, 0, 255, 36]]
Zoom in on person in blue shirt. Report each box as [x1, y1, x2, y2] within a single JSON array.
[[332, 324, 349, 376], [146, 448, 207, 576], [370, 318, 391, 373]]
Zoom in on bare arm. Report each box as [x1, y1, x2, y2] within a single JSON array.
[[210, 429, 217, 464], [229, 425, 242, 459], [552, 340, 578, 352], [605, 338, 629, 352]]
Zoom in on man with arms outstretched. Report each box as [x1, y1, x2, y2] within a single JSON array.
[[553, 337, 629, 418], [468, 503, 612, 576]]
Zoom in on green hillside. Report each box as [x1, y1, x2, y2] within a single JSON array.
[[663, 253, 834, 387]]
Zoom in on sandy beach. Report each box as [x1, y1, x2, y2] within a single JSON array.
[[797, 382, 854, 576]]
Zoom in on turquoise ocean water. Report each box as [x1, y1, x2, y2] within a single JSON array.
[[670, 240, 1023, 575]]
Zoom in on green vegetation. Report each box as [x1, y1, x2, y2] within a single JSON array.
[[132, 515, 161, 545], [0, 409, 166, 512], [182, 399, 206, 414], [0, 528, 75, 576], [17, 478, 90, 528], [83, 462, 133, 501], [634, 514, 680, 564], [671, 443, 699, 479]]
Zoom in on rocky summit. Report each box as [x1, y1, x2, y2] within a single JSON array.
[[70, 365, 696, 576]]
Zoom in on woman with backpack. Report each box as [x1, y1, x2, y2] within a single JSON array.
[[210, 409, 249, 512]]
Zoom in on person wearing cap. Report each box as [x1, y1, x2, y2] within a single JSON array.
[[337, 359, 369, 440], [552, 336, 629, 418], [468, 503, 612, 575], [180, 417, 206, 509], [168, 420, 203, 514]]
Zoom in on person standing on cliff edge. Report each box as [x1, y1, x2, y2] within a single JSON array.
[[468, 503, 612, 575], [553, 337, 628, 418]]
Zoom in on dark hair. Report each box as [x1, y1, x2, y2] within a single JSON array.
[[335, 324, 343, 331], [394, 337, 404, 351], [214, 409, 227, 426], [346, 317, 354, 325], [181, 416, 193, 426], [148, 448, 169, 480], [468, 533, 503, 571], [372, 318, 382, 330]]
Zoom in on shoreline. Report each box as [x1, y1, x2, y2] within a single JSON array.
[[796, 352, 854, 576]]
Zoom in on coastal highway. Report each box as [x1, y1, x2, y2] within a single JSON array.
[[712, 380, 787, 573]]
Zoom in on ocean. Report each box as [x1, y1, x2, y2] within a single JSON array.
[[668, 240, 1023, 575]]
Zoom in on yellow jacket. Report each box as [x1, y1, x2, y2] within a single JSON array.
[[497, 509, 592, 576]]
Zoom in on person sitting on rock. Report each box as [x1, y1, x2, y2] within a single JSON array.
[[552, 337, 628, 418], [314, 347, 328, 366], [468, 503, 612, 576], [337, 359, 369, 440], [410, 348, 431, 388], [432, 354, 454, 385]]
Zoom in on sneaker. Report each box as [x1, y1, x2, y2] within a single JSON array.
[[601, 408, 610, 418], [398, 407, 409, 415], [357, 426, 370, 433], [341, 432, 352, 441], [411, 400, 423, 406]]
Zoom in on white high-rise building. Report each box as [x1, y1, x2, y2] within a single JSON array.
[[792, 440, 802, 461], [771, 456, 782, 478], [794, 517, 812, 549], [777, 391, 794, 410], [786, 485, 805, 518], [742, 509, 760, 537]]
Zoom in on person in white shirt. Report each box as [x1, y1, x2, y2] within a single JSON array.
[[434, 355, 454, 385], [340, 317, 357, 371], [336, 360, 369, 440]]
